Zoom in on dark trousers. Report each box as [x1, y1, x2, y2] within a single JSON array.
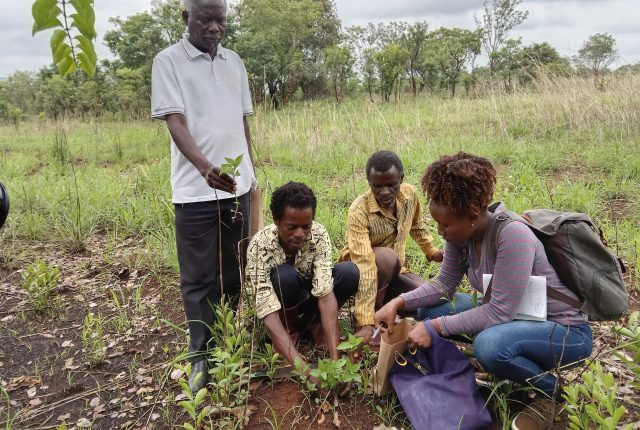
[[175, 193, 250, 363], [270, 261, 359, 321]]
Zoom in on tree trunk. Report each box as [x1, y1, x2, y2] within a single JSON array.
[[410, 72, 417, 98], [268, 83, 279, 109], [450, 81, 456, 98]]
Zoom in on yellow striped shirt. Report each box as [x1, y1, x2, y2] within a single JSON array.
[[339, 183, 437, 326]]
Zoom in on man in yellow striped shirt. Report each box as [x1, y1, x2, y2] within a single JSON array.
[[339, 150, 443, 344]]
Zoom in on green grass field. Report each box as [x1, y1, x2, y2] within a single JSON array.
[[1, 73, 638, 285], [1, 73, 639, 429]]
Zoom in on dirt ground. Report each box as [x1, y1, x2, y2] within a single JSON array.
[[1, 235, 639, 429]]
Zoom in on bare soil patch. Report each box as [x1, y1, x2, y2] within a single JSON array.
[[1, 236, 639, 429]]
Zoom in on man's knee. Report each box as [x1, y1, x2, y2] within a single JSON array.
[[333, 262, 360, 300], [334, 262, 359, 286], [373, 247, 401, 285], [270, 264, 301, 307]]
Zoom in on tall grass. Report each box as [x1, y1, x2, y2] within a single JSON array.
[[0, 73, 638, 287]]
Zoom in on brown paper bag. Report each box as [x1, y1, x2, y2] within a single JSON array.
[[249, 186, 264, 238], [372, 319, 415, 395]]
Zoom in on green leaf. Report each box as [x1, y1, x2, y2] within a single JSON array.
[[71, 12, 97, 39], [183, 424, 196, 430], [50, 29, 67, 57], [32, 0, 63, 35], [69, 0, 96, 39], [178, 401, 196, 419], [75, 35, 97, 62], [77, 52, 96, 77], [56, 55, 77, 77], [194, 387, 207, 406], [220, 165, 233, 175], [234, 154, 244, 165]]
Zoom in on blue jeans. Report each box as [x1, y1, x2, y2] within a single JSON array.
[[418, 293, 593, 397], [417, 292, 477, 320]]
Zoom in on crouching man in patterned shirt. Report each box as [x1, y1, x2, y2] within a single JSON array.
[[245, 182, 359, 367]]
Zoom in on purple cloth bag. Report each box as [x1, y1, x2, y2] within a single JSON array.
[[389, 320, 492, 430]]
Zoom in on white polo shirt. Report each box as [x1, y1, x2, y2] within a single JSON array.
[[151, 35, 255, 204]]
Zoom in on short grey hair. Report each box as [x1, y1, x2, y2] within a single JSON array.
[[183, 0, 227, 13]]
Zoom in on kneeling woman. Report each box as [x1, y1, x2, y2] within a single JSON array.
[[375, 152, 592, 430]]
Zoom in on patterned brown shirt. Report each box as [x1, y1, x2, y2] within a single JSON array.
[[245, 222, 334, 319]]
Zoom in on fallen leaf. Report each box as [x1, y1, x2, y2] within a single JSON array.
[[27, 387, 37, 398], [57, 413, 71, 422], [6, 376, 40, 391], [93, 403, 106, 418], [333, 411, 341, 428], [150, 413, 160, 421], [136, 387, 154, 395], [29, 398, 42, 406], [170, 368, 184, 380], [89, 397, 101, 407], [317, 413, 326, 425], [61, 340, 74, 348], [77, 417, 92, 428], [64, 358, 80, 370]]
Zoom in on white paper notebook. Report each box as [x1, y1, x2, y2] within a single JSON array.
[[482, 274, 547, 322]]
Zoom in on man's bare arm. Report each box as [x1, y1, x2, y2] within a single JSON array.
[[317, 292, 339, 360], [263, 312, 304, 365], [243, 115, 254, 166], [166, 113, 236, 193]]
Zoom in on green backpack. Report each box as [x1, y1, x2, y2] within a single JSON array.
[[485, 203, 629, 321]]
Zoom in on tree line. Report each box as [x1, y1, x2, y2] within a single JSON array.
[[1, 0, 636, 123]]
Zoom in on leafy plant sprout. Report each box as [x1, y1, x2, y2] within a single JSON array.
[[219, 154, 244, 222]]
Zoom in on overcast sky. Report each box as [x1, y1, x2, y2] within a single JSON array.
[[1, 0, 639, 77]]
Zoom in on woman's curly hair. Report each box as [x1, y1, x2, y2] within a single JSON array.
[[421, 152, 497, 216]]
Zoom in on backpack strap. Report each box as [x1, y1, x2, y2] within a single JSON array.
[[482, 205, 583, 310]]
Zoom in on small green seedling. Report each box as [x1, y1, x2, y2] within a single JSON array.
[[220, 154, 244, 222], [21, 259, 61, 314]]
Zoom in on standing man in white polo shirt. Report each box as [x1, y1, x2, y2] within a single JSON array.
[[151, 0, 255, 392]]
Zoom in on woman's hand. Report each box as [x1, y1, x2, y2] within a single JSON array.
[[374, 297, 404, 335], [407, 321, 433, 349]]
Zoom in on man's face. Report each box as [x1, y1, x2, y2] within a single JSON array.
[[274, 206, 314, 255], [368, 165, 403, 212], [429, 202, 476, 246], [182, 0, 227, 54]]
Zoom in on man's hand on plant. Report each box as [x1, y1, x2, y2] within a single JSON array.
[[354, 325, 374, 346], [408, 321, 433, 350], [202, 163, 236, 193]]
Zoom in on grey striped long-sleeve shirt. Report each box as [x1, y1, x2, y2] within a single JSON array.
[[401, 205, 587, 337]]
